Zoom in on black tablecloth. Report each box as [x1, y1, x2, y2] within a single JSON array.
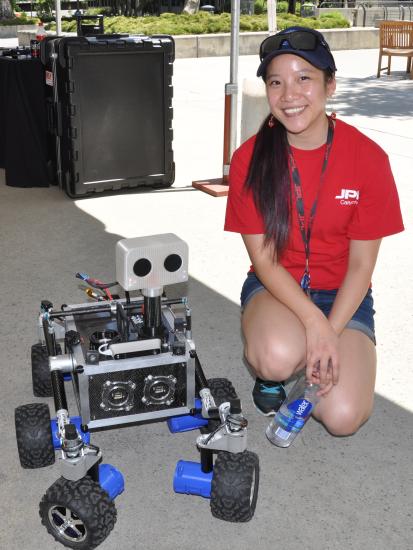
[[0, 56, 52, 187]]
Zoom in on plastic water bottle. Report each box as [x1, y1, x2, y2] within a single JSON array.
[[35, 22, 47, 42], [266, 372, 319, 448]]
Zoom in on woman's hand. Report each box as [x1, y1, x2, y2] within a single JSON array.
[[304, 315, 339, 396]]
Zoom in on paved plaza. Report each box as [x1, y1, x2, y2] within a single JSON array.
[[0, 37, 412, 550]]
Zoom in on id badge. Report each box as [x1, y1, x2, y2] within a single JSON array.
[[300, 271, 311, 295]]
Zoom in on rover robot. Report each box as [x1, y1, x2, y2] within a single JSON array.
[[15, 234, 259, 549]]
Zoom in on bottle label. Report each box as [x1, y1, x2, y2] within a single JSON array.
[[275, 399, 314, 435], [288, 398, 313, 419], [274, 426, 292, 441]]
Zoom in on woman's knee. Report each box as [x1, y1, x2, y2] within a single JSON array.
[[317, 400, 373, 436], [244, 338, 303, 381]]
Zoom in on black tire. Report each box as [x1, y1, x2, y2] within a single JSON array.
[[15, 403, 55, 468], [31, 342, 61, 397], [201, 378, 238, 433], [208, 378, 238, 400], [39, 476, 117, 549], [210, 450, 259, 522]]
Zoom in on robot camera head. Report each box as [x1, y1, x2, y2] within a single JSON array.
[[116, 234, 189, 295]]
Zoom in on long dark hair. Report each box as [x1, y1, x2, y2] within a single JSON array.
[[245, 115, 291, 257], [245, 69, 335, 258]]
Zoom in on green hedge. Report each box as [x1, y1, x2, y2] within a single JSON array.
[[52, 11, 349, 35], [0, 14, 38, 26]]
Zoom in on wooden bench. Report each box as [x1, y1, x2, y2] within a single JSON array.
[[377, 20, 413, 78]]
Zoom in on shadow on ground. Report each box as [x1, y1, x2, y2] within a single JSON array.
[[0, 179, 411, 550], [332, 75, 413, 119]]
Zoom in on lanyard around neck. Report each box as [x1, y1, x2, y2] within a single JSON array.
[[287, 117, 335, 294]]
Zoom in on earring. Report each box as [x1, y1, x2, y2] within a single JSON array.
[[268, 115, 275, 128], [330, 111, 337, 120]]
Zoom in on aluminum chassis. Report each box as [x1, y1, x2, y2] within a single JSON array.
[[38, 292, 249, 483]]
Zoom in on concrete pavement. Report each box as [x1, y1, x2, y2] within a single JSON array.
[[0, 40, 412, 550]]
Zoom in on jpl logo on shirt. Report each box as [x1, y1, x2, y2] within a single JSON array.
[[335, 188, 359, 205]]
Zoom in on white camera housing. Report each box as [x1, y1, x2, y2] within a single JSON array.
[[116, 234, 189, 293]]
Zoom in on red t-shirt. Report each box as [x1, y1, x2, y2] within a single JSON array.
[[224, 119, 404, 290]]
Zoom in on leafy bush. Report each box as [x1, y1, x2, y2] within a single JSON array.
[[318, 12, 350, 29], [85, 7, 114, 17], [55, 11, 349, 35], [276, 12, 350, 30], [277, 2, 289, 14], [252, 1, 301, 15], [0, 14, 38, 26], [254, 0, 266, 15]]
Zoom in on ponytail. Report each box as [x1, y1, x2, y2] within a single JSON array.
[[245, 114, 291, 257]]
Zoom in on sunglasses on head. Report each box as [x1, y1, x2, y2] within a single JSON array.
[[259, 30, 330, 61]]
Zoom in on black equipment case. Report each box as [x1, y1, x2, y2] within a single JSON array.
[[40, 35, 175, 198]]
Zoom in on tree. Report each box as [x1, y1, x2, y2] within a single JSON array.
[[288, 0, 296, 15], [37, 0, 54, 18], [0, 0, 14, 19]]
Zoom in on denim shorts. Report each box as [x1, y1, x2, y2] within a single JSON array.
[[240, 272, 376, 344]]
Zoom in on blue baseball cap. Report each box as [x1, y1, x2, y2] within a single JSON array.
[[257, 26, 337, 78]]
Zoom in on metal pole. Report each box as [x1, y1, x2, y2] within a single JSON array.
[[267, 0, 277, 34], [55, 0, 62, 35], [223, 0, 240, 177], [191, 0, 240, 195], [229, 0, 240, 155]]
